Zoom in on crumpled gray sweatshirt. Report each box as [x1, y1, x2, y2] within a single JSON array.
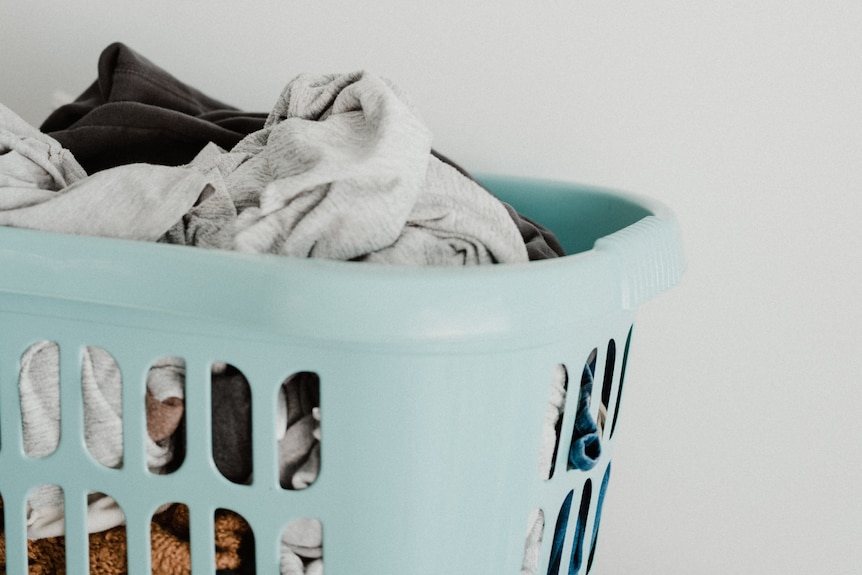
[[186, 71, 530, 264]]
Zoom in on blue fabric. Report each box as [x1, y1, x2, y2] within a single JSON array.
[[567, 362, 602, 471], [568, 482, 592, 574], [547, 489, 574, 575], [586, 464, 611, 573], [547, 482, 595, 575]]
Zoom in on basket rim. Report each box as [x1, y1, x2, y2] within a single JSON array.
[[0, 175, 685, 348]]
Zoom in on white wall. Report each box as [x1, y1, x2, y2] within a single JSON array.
[[3, 1, 861, 572]]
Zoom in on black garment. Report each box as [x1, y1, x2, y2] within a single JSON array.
[[211, 365, 253, 485], [41, 42, 268, 174]]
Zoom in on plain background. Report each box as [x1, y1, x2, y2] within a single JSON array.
[[2, 1, 860, 573]]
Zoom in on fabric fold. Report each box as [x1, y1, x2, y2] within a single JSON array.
[[0, 102, 86, 199], [215, 71, 529, 264], [41, 42, 268, 174], [229, 71, 435, 260], [568, 361, 602, 472]]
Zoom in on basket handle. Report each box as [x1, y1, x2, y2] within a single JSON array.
[[593, 211, 686, 310]]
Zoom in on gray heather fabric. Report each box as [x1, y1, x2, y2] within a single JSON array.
[[0, 103, 86, 194], [280, 518, 323, 575], [0, 163, 215, 241], [1, 102, 216, 242], [3, 74, 527, 262], [362, 153, 529, 265], [227, 71, 431, 260], [160, 142, 239, 248], [187, 71, 529, 264], [278, 372, 321, 491]]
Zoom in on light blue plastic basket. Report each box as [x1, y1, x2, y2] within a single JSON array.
[[0, 175, 684, 574]]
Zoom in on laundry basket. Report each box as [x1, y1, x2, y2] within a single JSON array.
[[0, 174, 684, 575]]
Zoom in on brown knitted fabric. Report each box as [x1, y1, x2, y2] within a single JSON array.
[[22, 537, 67, 575], [151, 503, 195, 574], [0, 505, 69, 575], [213, 509, 251, 570], [149, 504, 252, 574], [0, 501, 252, 575], [88, 526, 127, 575]]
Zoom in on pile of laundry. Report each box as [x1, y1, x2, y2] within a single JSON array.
[[1, 42, 564, 264], [5, 341, 321, 574], [0, 42, 568, 574]]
